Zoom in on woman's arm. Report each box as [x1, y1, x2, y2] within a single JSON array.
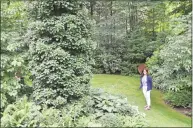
[[149, 76, 153, 90], [139, 77, 143, 89]]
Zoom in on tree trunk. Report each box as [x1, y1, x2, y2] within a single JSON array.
[[90, 0, 94, 16], [128, 2, 131, 32], [135, 2, 138, 25], [152, 7, 156, 41], [114, 18, 116, 42], [126, 17, 128, 35], [105, 3, 109, 44], [129, 1, 134, 32], [110, 0, 113, 44]]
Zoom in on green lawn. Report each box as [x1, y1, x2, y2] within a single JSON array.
[[91, 74, 191, 127]]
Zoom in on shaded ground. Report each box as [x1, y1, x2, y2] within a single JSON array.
[[91, 74, 192, 127], [174, 107, 192, 117]]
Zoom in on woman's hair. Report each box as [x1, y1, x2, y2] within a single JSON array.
[[142, 68, 148, 76]]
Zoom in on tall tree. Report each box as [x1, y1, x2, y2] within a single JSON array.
[[26, 0, 94, 107]]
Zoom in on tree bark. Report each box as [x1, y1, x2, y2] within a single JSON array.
[[90, 0, 94, 16], [110, 0, 113, 44], [152, 7, 156, 41]]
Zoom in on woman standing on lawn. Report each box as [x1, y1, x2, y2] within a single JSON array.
[[139, 68, 152, 110]]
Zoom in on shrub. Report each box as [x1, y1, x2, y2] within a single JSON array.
[[1, 1, 31, 113], [86, 88, 148, 127], [164, 89, 192, 108], [122, 114, 148, 127], [97, 113, 148, 127], [89, 88, 141, 116], [93, 51, 122, 74], [1, 89, 148, 127], [146, 13, 192, 110], [1, 75, 33, 113], [1, 96, 90, 127], [97, 113, 124, 127], [1, 96, 39, 127]]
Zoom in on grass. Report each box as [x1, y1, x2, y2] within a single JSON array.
[[91, 74, 192, 127]]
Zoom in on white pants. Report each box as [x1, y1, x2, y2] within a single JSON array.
[[143, 86, 151, 106]]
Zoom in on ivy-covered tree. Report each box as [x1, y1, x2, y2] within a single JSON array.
[[26, 0, 95, 107]]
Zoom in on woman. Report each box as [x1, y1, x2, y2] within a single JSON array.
[[139, 68, 152, 110]]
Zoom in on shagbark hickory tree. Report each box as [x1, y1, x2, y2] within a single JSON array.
[[26, 0, 95, 107]]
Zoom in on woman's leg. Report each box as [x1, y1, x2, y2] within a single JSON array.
[[146, 90, 151, 107], [143, 87, 147, 106]]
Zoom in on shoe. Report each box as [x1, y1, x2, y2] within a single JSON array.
[[145, 106, 150, 110], [144, 105, 148, 108]]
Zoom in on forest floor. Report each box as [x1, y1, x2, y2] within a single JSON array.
[[91, 74, 192, 127]]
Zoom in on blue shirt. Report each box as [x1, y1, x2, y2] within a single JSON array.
[[139, 75, 152, 91]]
